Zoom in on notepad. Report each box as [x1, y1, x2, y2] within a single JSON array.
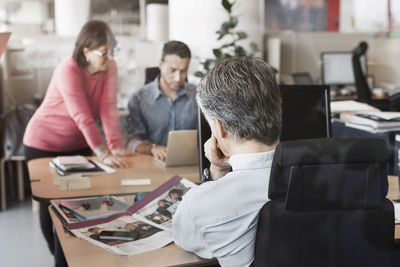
[[121, 179, 151, 186]]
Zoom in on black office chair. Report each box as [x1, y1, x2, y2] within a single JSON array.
[[144, 67, 160, 85], [253, 138, 400, 267], [352, 41, 400, 111]]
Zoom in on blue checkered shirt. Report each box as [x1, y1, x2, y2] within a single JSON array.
[[124, 77, 198, 149]]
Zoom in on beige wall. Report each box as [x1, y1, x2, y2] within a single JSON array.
[[266, 31, 400, 89]]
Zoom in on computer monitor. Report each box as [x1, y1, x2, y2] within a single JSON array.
[[321, 51, 367, 86], [280, 85, 331, 141], [198, 85, 332, 176], [197, 107, 212, 173], [292, 72, 313, 85]]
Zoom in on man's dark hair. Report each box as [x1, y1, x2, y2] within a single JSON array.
[[161, 40, 191, 60], [196, 57, 282, 146], [73, 20, 117, 69]]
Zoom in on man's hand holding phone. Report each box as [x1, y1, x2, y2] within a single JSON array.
[[204, 135, 232, 180]]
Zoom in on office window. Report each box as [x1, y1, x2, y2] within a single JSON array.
[[391, 0, 400, 32], [353, 0, 388, 32]]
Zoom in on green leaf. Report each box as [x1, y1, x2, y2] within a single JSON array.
[[236, 31, 247, 40], [216, 31, 224, 40], [213, 49, 223, 59], [194, 71, 205, 78], [203, 60, 211, 70], [250, 41, 258, 52], [222, 0, 233, 13], [220, 42, 235, 49], [221, 22, 231, 33], [234, 46, 246, 56], [230, 17, 238, 28]]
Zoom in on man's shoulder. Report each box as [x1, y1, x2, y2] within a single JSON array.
[[131, 82, 156, 100], [183, 83, 197, 97]]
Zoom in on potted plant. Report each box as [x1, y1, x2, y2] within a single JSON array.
[[195, 0, 258, 78]]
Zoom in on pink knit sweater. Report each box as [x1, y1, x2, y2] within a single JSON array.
[[23, 57, 122, 152]]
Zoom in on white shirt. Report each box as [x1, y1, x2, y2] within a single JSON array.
[[172, 150, 274, 267]]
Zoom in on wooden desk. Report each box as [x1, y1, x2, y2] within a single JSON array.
[[388, 176, 400, 240], [49, 207, 216, 267], [34, 159, 400, 266], [29, 155, 215, 266], [28, 155, 200, 201]]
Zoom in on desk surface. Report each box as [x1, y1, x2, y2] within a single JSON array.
[[28, 155, 200, 201], [30, 155, 214, 266], [35, 158, 400, 266], [49, 207, 216, 267], [388, 176, 400, 241]]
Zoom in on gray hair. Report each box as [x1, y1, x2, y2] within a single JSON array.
[[196, 57, 282, 145]]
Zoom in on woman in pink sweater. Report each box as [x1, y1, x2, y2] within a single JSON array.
[[23, 20, 132, 266]]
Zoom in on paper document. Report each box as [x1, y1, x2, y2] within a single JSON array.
[[355, 111, 400, 121], [330, 100, 379, 113], [394, 203, 400, 224]]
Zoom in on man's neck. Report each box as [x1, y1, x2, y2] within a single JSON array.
[[159, 78, 179, 101], [227, 139, 278, 157]]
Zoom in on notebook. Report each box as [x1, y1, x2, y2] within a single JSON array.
[[154, 130, 199, 167]]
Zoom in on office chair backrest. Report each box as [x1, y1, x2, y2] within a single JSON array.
[[254, 138, 397, 267], [1, 104, 36, 157], [144, 67, 160, 85]]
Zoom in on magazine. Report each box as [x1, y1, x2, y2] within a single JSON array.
[[58, 176, 197, 257], [51, 196, 132, 222]]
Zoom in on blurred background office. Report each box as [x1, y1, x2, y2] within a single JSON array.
[[2, 0, 400, 265], [1, 0, 400, 113]]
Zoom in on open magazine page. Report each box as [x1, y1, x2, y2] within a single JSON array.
[[71, 215, 172, 257], [66, 177, 198, 257], [51, 195, 134, 224], [59, 195, 130, 221], [134, 179, 197, 230]]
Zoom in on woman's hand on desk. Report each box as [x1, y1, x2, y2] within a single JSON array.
[[102, 154, 132, 168], [94, 144, 133, 168]]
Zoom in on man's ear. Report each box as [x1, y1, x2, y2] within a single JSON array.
[[213, 119, 227, 139]]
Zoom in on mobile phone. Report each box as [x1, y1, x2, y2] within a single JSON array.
[[98, 230, 137, 241]]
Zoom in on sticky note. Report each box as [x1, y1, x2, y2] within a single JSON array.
[[121, 179, 151, 186]]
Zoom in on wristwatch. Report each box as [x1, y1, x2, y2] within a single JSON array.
[[201, 168, 213, 183]]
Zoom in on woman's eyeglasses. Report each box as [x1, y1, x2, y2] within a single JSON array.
[[92, 47, 120, 57]]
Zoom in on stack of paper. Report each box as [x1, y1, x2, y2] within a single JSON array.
[[50, 155, 114, 176], [330, 100, 379, 114], [345, 111, 400, 133]]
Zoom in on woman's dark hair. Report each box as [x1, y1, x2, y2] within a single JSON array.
[[72, 20, 117, 69]]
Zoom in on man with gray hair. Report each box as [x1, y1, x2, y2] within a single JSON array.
[[173, 57, 282, 266]]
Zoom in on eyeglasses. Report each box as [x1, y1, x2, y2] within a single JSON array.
[[92, 46, 120, 57]]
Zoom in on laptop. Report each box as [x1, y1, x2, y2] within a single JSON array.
[[154, 130, 199, 167]]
